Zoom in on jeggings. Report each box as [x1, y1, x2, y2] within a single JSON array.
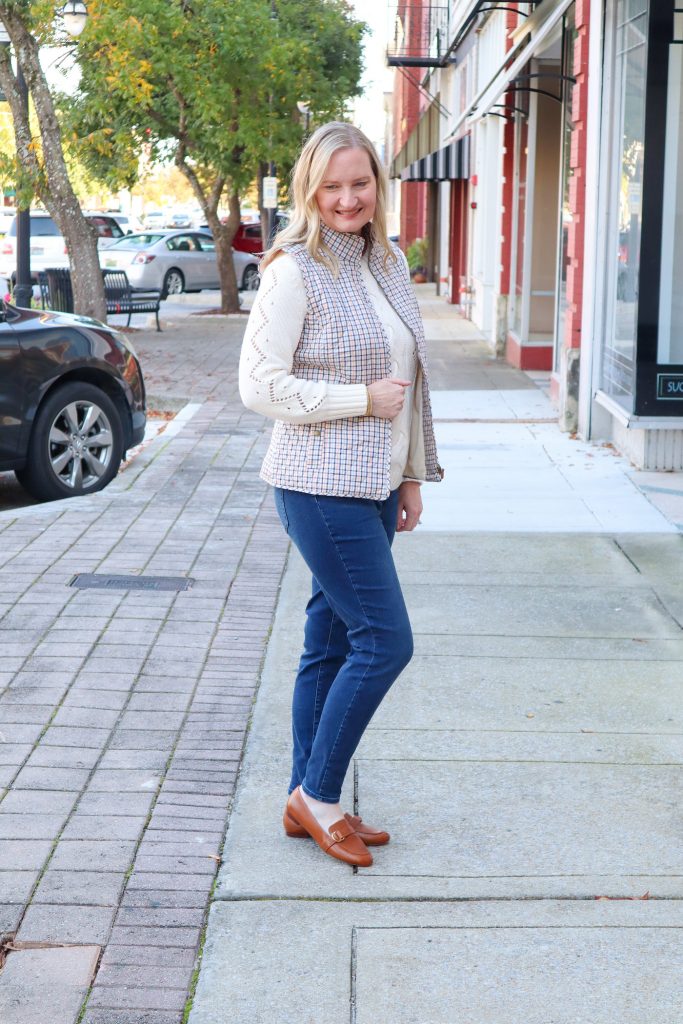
[[273, 487, 414, 803]]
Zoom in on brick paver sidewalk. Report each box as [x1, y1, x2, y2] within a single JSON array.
[[0, 315, 288, 1023]]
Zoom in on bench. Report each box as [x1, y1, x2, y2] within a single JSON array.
[[103, 269, 162, 332], [38, 268, 73, 312], [37, 268, 162, 331]]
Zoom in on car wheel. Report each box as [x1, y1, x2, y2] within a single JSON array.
[[15, 382, 124, 502], [162, 268, 185, 297], [241, 264, 260, 291]]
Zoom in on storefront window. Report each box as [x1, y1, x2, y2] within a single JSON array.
[[554, 8, 577, 371], [601, 0, 648, 406], [657, 23, 683, 364]]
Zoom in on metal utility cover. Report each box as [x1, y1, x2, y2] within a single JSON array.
[[70, 574, 194, 592]]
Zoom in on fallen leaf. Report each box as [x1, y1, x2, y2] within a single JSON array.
[[595, 891, 649, 901]]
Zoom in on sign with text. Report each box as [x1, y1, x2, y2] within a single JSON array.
[[657, 374, 683, 399], [262, 176, 278, 209]]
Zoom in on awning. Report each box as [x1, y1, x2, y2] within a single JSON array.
[[399, 135, 471, 182], [445, 0, 574, 140]]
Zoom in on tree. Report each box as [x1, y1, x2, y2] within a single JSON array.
[[0, 3, 106, 319], [65, 0, 365, 313]]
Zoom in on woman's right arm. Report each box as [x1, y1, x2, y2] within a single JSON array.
[[238, 255, 369, 424]]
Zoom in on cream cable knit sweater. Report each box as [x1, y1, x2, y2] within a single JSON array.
[[239, 252, 425, 489]]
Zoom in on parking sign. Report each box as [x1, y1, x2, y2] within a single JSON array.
[[263, 176, 278, 210]]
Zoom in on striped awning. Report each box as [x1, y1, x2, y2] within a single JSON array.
[[399, 135, 470, 182]]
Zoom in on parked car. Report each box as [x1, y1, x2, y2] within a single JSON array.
[[0, 299, 146, 501], [99, 230, 260, 294], [232, 221, 264, 254], [93, 211, 144, 236], [0, 213, 66, 285], [0, 206, 17, 236], [0, 212, 126, 287], [142, 210, 166, 230], [165, 211, 192, 229], [83, 214, 126, 248], [230, 212, 290, 254]]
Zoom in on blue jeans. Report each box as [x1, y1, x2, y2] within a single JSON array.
[[273, 487, 413, 803]]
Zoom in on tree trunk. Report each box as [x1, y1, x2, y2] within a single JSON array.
[[0, 7, 106, 321], [211, 191, 241, 314], [176, 154, 242, 313]]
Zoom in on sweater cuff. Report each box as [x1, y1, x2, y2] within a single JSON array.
[[325, 383, 371, 419]]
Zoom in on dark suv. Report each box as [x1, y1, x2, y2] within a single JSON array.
[[0, 299, 146, 502]]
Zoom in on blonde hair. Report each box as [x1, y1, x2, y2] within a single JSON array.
[[261, 121, 396, 274]]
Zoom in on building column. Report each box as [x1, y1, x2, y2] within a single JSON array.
[[498, 90, 517, 358]]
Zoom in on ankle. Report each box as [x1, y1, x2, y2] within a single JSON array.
[[300, 788, 342, 827]]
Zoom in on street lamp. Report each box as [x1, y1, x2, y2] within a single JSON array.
[[3, 2, 88, 307], [61, 2, 88, 38]]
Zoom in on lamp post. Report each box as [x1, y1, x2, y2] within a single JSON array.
[[2, 2, 88, 308], [296, 100, 311, 137], [12, 67, 31, 309]]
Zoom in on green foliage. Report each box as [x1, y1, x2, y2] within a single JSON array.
[[406, 237, 429, 273], [59, 0, 367, 202]]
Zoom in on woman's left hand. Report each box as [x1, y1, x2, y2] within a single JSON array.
[[396, 481, 423, 533]]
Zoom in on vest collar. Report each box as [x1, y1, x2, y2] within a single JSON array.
[[320, 223, 367, 263]]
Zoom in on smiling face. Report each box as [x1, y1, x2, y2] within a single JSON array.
[[314, 147, 377, 235]]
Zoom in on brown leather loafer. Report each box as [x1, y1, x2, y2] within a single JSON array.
[[285, 788, 373, 867], [283, 808, 390, 846]]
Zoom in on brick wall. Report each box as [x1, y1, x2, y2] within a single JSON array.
[[391, 1, 430, 250], [401, 181, 428, 247]]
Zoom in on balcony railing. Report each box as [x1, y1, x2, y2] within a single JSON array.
[[387, 3, 450, 68]]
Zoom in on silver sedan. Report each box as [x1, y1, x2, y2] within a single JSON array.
[[99, 230, 260, 296]]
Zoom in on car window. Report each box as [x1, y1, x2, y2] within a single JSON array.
[[166, 234, 199, 252], [8, 216, 61, 238], [88, 216, 124, 238], [195, 235, 216, 252], [245, 225, 261, 239], [110, 233, 163, 248]]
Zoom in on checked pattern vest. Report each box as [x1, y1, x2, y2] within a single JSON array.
[[260, 224, 441, 500]]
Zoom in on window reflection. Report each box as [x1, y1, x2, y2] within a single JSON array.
[[657, 40, 683, 363], [601, 0, 648, 407]]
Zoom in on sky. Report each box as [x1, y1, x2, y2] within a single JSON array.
[[350, 1, 394, 150]]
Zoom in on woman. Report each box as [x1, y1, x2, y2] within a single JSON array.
[[239, 122, 442, 868]]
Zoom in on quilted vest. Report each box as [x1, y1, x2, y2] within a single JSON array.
[[259, 224, 441, 500]]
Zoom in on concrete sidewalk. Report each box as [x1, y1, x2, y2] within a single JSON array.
[[0, 289, 681, 1023], [188, 293, 683, 1023]]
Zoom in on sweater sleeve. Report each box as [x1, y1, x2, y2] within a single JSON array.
[[238, 255, 369, 424]]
